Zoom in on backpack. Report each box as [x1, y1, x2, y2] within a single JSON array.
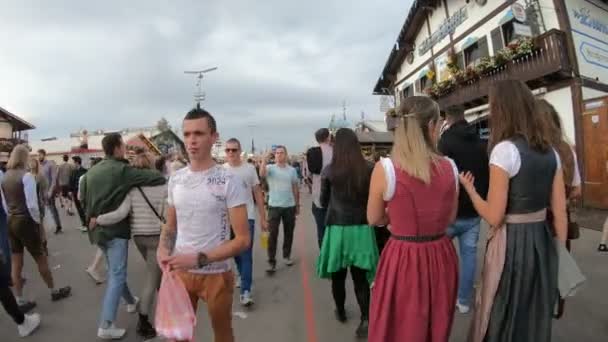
[[306, 147, 323, 175]]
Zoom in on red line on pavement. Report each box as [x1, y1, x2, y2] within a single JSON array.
[[297, 226, 319, 342]]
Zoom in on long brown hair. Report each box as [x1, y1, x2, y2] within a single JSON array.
[[7, 145, 30, 170], [488, 80, 552, 153], [328, 128, 369, 199], [29, 158, 42, 176], [391, 96, 441, 183], [536, 99, 575, 186]]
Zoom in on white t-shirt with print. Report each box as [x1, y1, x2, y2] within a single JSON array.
[[223, 162, 260, 220], [168, 165, 248, 274]]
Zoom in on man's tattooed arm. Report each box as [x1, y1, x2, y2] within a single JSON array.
[[158, 206, 177, 259], [160, 228, 177, 254]]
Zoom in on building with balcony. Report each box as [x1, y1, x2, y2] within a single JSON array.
[[0, 106, 35, 162], [373, 0, 608, 208], [29, 125, 186, 168]]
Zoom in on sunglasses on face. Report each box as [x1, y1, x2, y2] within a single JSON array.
[[225, 148, 239, 153]]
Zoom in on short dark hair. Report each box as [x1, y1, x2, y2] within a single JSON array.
[[445, 105, 465, 119], [63, 154, 69, 162], [102, 133, 123, 156], [184, 106, 217, 133], [37, 149, 46, 156], [225, 138, 241, 150], [315, 128, 330, 143]]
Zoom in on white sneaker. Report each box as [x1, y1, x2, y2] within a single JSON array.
[[285, 258, 294, 266], [127, 296, 140, 313], [18, 313, 41, 337], [456, 301, 470, 314], [86, 268, 105, 284], [97, 324, 126, 340], [240, 291, 254, 307]]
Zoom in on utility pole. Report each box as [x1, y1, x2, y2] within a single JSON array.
[[247, 124, 258, 155], [184, 67, 218, 107]]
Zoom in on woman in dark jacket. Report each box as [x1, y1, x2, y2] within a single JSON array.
[[316, 128, 379, 339]]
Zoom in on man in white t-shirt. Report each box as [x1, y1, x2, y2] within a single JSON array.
[[223, 138, 267, 306], [158, 106, 250, 342]]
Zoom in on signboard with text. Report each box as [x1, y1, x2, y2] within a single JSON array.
[[566, 0, 608, 83], [418, 7, 468, 56]]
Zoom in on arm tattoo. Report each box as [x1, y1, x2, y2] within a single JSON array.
[[162, 229, 177, 253]]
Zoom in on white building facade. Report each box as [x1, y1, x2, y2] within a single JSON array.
[[374, 0, 608, 208]]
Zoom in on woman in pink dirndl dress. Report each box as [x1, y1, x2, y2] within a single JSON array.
[[367, 96, 459, 342]]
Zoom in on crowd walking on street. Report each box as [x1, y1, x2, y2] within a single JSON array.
[[0, 80, 603, 342]]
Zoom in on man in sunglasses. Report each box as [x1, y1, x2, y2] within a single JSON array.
[[223, 139, 267, 306]]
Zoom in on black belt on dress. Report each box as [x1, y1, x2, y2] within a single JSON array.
[[390, 233, 445, 242]]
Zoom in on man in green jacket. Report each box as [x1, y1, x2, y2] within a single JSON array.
[[81, 133, 165, 340]]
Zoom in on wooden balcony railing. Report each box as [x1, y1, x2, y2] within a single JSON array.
[[437, 29, 572, 109], [0, 138, 28, 153]]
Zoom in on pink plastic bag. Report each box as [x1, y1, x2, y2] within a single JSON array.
[[155, 269, 197, 341]]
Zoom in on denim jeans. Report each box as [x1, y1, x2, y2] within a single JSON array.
[[235, 220, 255, 294], [311, 203, 327, 249], [447, 217, 481, 307], [99, 238, 135, 325]]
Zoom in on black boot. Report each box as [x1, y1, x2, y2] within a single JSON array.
[[137, 315, 157, 340], [334, 308, 347, 323], [355, 319, 368, 338]]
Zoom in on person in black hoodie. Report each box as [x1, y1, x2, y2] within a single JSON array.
[[70, 156, 88, 231], [438, 105, 489, 314]]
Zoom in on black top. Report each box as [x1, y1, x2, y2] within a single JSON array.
[[320, 162, 373, 226], [438, 119, 489, 218], [507, 138, 556, 214]]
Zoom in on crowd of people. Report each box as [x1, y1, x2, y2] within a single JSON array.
[[0, 79, 602, 341]]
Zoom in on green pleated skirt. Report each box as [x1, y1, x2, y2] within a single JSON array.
[[316, 224, 379, 283]]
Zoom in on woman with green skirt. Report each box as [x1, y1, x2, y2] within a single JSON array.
[[316, 128, 379, 339]]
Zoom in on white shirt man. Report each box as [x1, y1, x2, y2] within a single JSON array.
[[222, 138, 267, 306], [158, 107, 250, 342]]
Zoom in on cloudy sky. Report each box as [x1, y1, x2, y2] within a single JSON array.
[[0, 0, 411, 153]]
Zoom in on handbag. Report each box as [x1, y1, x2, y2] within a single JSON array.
[[566, 208, 580, 240], [136, 187, 166, 224]]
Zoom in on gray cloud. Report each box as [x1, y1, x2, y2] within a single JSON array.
[[0, 0, 411, 152]]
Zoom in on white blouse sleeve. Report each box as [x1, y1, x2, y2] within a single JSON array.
[[380, 157, 396, 201], [490, 141, 563, 178], [489, 141, 521, 178], [552, 148, 562, 173], [445, 157, 459, 190], [571, 148, 581, 187]]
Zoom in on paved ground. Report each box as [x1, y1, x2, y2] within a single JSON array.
[[577, 206, 607, 232], [1, 192, 607, 341]]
